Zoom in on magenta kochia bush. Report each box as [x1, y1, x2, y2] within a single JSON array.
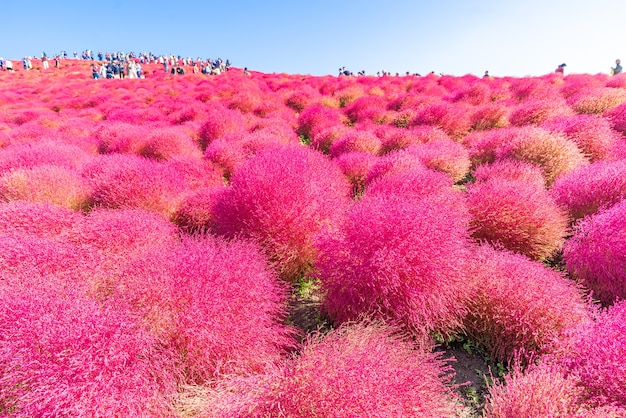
[[494, 126, 588, 186], [472, 159, 547, 188], [550, 159, 626, 220], [563, 200, 626, 305], [554, 301, 626, 408], [203, 322, 463, 417], [315, 192, 473, 346], [0, 201, 80, 239], [466, 179, 568, 260], [197, 105, 247, 150], [542, 114, 621, 162], [0, 281, 177, 417], [464, 245, 591, 364], [81, 153, 187, 215], [483, 362, 584, 418], [171, 185, 229, 234], [405, 139, 471, 182], [213, 145, 352, 282], [0, 164, 92, 210], [118, 235, 296, 383], [332, 151, 379, 197]]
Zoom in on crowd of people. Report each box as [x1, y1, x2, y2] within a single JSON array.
[[0, 50, 232, 79]]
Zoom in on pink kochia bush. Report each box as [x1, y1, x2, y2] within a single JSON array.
[[117, 235, 296, 383], [472, 159, 547, 188], [550, 159, 626, 221], [563, 200, 626, 305], [0, 281, 177, 417], [494, 126, 588, 186], [200, 322, 464, 418], [315, 192, 473, 346], [213, 145, 352, 282], [482, 362, 585, 418], [0, 201, 81, 239], [554, 301, 626, 408], [405, 139, 471, 182], [81, 153, 187, 215], [466, 179, 569, 260], [171, 185, 229, 233], [464, 245, 591, 364], [0, 164, 92, 210]]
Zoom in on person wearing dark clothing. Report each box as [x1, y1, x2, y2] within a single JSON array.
[[612, 59, 622, 75]]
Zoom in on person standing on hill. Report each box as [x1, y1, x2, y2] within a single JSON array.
[[555, 63, 566, 74], [612, 59, 622, 75]]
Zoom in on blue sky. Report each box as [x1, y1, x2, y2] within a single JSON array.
[[3, 1, 624, 77]]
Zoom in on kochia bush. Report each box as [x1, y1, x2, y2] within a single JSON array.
[[213, 145, 352, 282], [466, 179, 569, 260], [0, 282, 177, 417], [563, 200, 626, 305], [200, 322, 464, 418], [464, 245, 591, 364], [550, 159, 626, 221], [315, 192, 473, 346]]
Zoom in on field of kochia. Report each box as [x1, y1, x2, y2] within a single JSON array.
[[0, 58, 625, 417]]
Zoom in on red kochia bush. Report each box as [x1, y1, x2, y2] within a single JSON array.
[[81, 153, 187, 215], [509, 98, 573, 126], [0, 164, 92, 210], [550, 159, 626, 220], [139, 126, 203, 160], [483, 363, 584, 418], [315, 192, 473, 346], [0, 282, 177, 417], [332, 151, 379, 197], [473, 159, 547, 188], [197, 105, 247, 150], [0, 201, 80, 239], [494, 126, 588, 186], [115, 235, 296, 383], [542, 114, 621, 162], [213, 145, 352, 282], [215, 322, 463, 418], [563, 200, 626, 305], [567, 87, 626, 114], [555, 301, 626, 408], [328, 129, 382, 158], [0, 140, 93, 175], [171, 185, 229, 233], [467, 179, 568, 260], [405, 139, 471, 182], [365, 166, 455, 202], [464, 245, 591, 364], [296, 104, 344, 139]]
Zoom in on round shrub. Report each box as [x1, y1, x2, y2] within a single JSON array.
[[139, 126, 202, 160], [0, 281, 177, 417], [332, 151, 379, 197], [171, 186, 228, 234], [200, 322, 464, 418], [464, 245, 591, 364], [509, 98, 573, 126], [466, 179, 568, 260], [81, 153, 187, 215], [315, 192, 473, 346], [197, 105, 247, 150], [328, 129, 382, 158], [405, 139, 471, 182], [567, 87, 626, 114], [116, 235, 296, 383], [0, 164, 92, 210], [213, 145, 352, 282], [563, 200, 626, 305], [0, 201, 80, 239], [494, 126, 588, 186], [483, 363, 584, 418], [542, 114, 621, 162], [473, 159, 546, 188], [550, 159, 626, 221], [555, 301, 626, 408]]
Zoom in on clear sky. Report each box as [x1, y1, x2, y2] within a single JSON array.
[[3, 0, 624, 77]]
